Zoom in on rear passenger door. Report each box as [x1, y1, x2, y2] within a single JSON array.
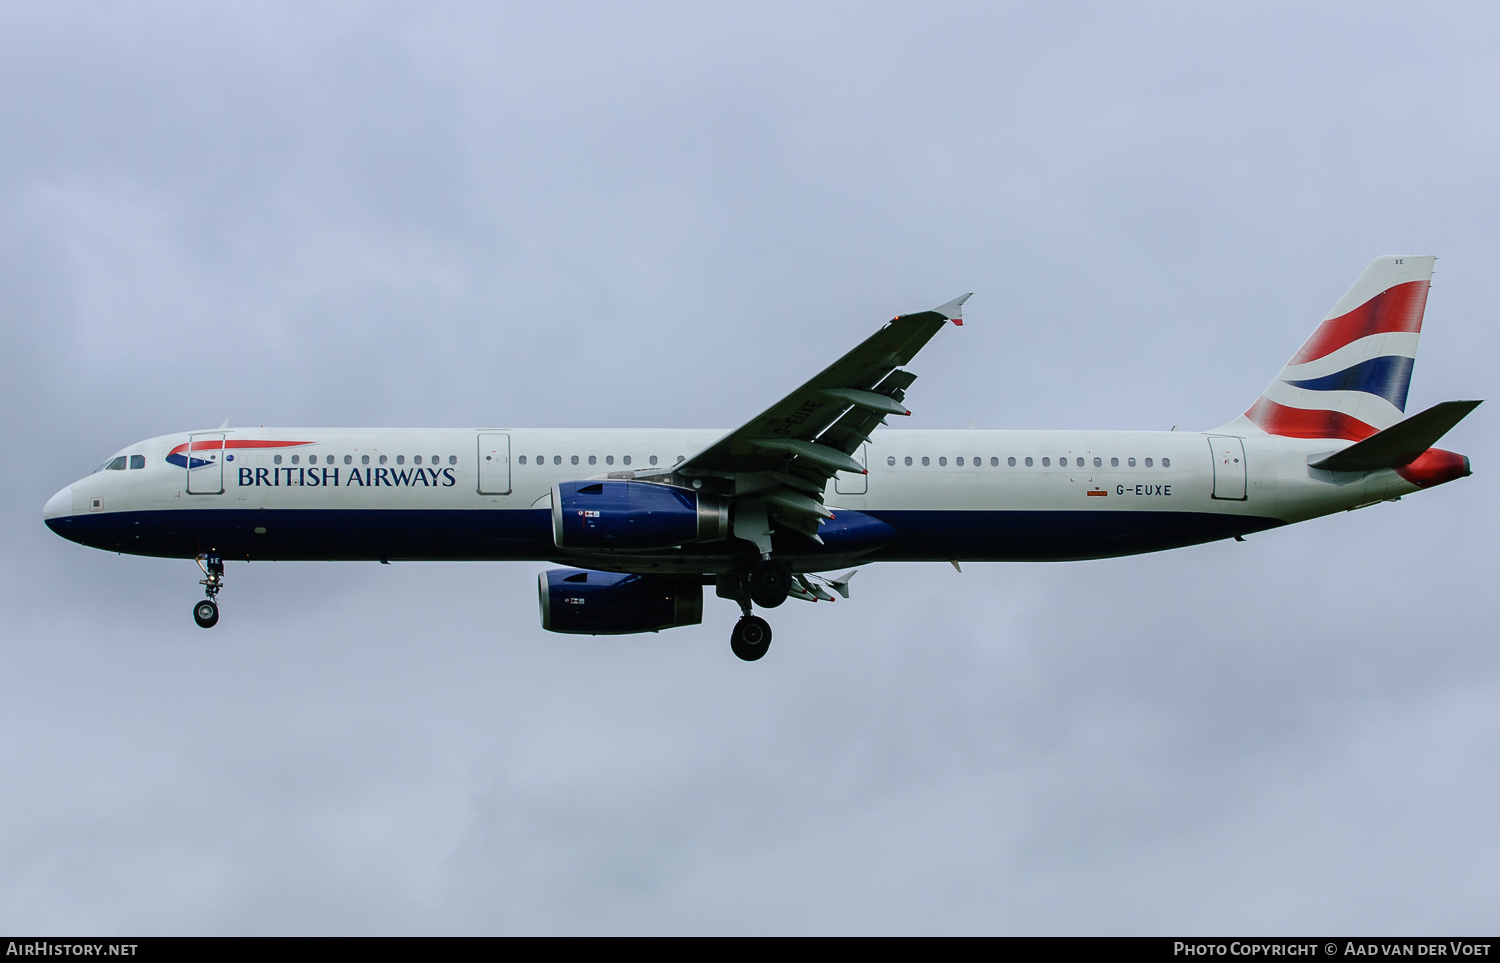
[[1209, 436, 1247, 500]]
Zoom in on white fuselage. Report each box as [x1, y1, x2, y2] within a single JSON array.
[[44, 425, 1421, 571]]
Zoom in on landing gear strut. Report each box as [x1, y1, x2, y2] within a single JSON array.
[[719, 561, 793, 661], [193, 553, 224, 629], [719, 568, 781, 661]]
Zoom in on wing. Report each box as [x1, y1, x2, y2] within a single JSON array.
[[642, 293, 970, 548]]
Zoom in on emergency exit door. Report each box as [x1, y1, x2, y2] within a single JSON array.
[[834, 444, 868, 495], [477, 433, 512, 495]]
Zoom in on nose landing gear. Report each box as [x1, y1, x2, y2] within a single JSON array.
[[193, 553, 224, 628]]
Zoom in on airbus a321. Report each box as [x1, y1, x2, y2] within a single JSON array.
[[44, 256, 1478, 660]]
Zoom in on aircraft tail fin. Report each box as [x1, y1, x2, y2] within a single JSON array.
[[1308, 400, 1481, 471], [1223, 256, 1436, 440]]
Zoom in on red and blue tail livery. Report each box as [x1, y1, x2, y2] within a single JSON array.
[[44, 260, 1478, 661], [1239, 255, 1433, 441]]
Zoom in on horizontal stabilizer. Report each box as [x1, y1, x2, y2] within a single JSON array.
[[1308, 400, 1482, 472]]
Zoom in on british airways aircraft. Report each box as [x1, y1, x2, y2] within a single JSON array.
[[43, 256, 1478, 661]]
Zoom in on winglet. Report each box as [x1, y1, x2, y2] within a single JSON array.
[[935, 292, 972, 326]]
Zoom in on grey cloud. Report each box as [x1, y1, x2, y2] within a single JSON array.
[[2, 0, 1496, 935]]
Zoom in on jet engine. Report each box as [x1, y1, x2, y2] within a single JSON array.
[[551, 480, 729, 550], [538, 568, 704, 635]]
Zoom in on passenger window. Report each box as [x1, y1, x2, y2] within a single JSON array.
[[292, 455, 300, 465], [1025, 457, 1033, 467], [1041, 457, 1050, 467], [1007, 457, 1016, 467], [1127, 457, 1135, 467], [588, 455, 597, 465], [448, 456, 457, 465], [129, 455, 145, 469], [956, 457, 964, 466], [1076, 457, 1084, 467], [274, 455, 282, 465], [991, 457, 999, 467], [1162, 457, 1171, 468], [1110, 457, 1118, 467], [650, 455, 659, 466], [623, 455, 632, 466], [921, 456, 930, 466], [904, 456, 912, 466], [1145, 458, 1154, 467], [1093, 457, 1102, 468], [606, 455, 614, 465], [414, 456, 422, 465], [973, 456, 981, 466], [887, 456, 896, 466], [380, 455, 388, 465], [518, 456, 527, 465], [553, 456, 562, 465], [396, 455, 404, 465], [938, 457, 947, 466], [344, 455, 352, 465], [107, 456, 127, 471], [571, 455, 579, 465], [676, 456, 684, 464], [362, 455, 370, 465], [536, 455, 543, 464]]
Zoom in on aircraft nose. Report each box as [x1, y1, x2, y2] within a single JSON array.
[[43, 486, 73, 523]]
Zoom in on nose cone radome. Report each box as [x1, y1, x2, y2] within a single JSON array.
[[43, 486, 74, 531]]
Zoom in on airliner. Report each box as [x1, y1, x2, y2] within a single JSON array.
[[43, 256, 1478, 660]]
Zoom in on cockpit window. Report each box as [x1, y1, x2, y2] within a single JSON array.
[[105, 456, 127, 471], [129, 455, 145, 469]]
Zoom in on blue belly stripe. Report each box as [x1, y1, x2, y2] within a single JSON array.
[[47, 507, 1285, 565]]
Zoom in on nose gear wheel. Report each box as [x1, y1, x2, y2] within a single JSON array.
[[193, 553, 225, 629]]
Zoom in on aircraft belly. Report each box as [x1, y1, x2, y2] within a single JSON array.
[[49, 507, 557, 561], [862, 509, 1286, 561]]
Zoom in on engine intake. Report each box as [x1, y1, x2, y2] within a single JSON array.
[[538, 568, 703, 635], [552, 480, 729, 550]]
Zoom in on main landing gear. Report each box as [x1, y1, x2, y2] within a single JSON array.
[[726, 559, 792, 661], [730, 614, 772, 661], [749, 558, 792, 609], [193, 553, 224, 629]]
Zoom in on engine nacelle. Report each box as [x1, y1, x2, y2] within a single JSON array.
[[538, 568, 703, 635], [552, 480, 729, 550]]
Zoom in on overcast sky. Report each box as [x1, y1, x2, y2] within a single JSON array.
[[2, 1, 1496, 935]]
